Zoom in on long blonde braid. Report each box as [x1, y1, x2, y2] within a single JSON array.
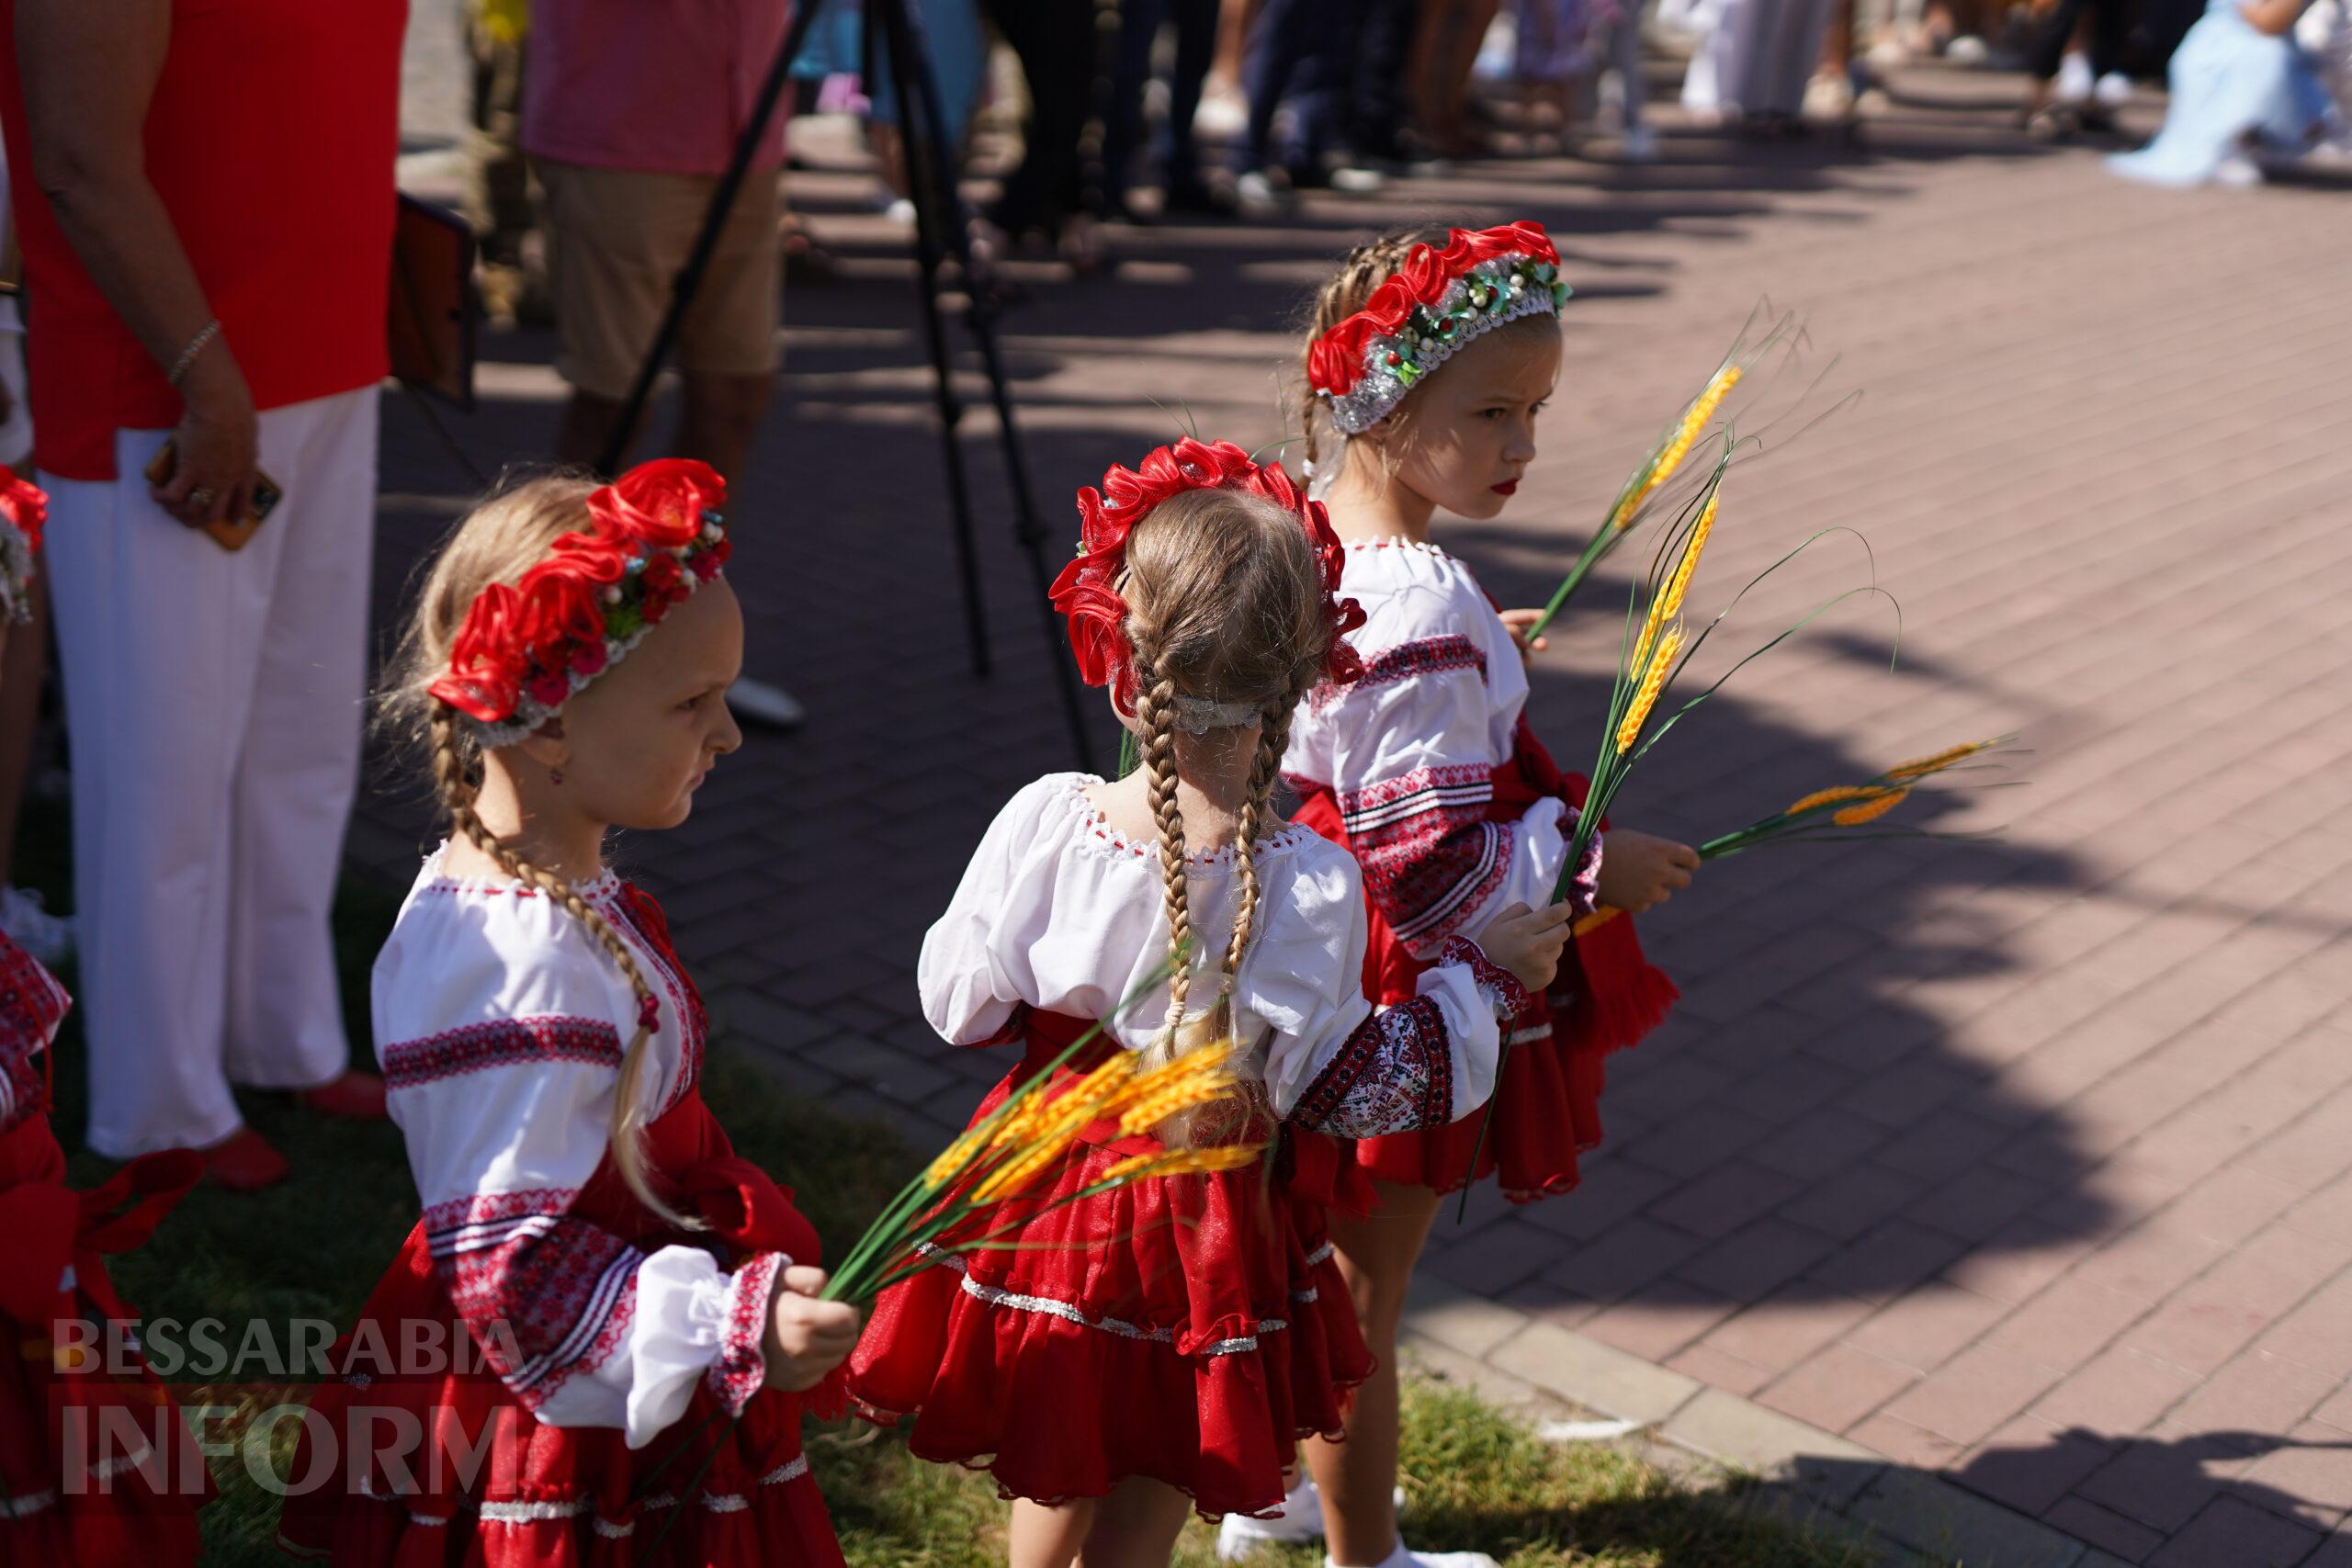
[[424, 624, 693, 1232], [1136, 662, 1193, 1032]]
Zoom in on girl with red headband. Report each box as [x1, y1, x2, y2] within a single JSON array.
[[1250, 224, 1702, 1568], [0, 467, 212, 1565], [846, 438, 1578, 1567], [277, 462, 860, 1565]]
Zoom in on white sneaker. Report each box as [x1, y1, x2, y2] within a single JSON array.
[[2054, 51, 2094, 105], [883, 197, 918, 227], [1329, 1546, 1500, 1568], [2211, 153, 2263, 186], [1621, 125, 1661, 162], [0, 886, 73, 966], [1234, 170, 1289, 217], [1329, 164, 1385, 194], [1945, 32, 1990, 63], [1216, 1481, 1413, 1561], [2094, 70, 2133, 108]]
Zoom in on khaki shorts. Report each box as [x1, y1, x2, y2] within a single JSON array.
[[537, 160, 782, 399]]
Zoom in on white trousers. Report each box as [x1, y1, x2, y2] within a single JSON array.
[[43, 387, 378, 1156], [1681, 0, 1838, 115]]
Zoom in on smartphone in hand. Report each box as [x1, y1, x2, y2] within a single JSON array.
[[141, 440, 285, 552]]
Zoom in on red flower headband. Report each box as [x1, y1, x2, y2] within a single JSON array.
[[0, 467, 46, 626], [1048, 437, 1366, 716], [429, 459, 733, 745], [1306, 220, 1571, 435]]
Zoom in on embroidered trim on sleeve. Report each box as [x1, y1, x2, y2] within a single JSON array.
[[1340, 762, 1513, 950], [0, 940, 68, 1133], [1310, 633, 1486, 712], [707, 1252, 785, 1416], [1440, 936, 1532, 1024], [424, 1189, 644, 1409], [1291, 996, 1454, 1139], [382, 1016, 624, 1090]]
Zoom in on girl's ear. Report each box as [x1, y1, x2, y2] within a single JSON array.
[[517, 717, 571, 772]]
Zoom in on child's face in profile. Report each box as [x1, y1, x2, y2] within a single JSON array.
[[554, 576, 745, 830], [1387, 325, 1561, 523]]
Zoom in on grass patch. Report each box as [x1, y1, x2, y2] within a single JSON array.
[[20, 800, 1865, 1565]]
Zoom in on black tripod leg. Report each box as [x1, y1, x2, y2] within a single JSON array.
[[876, 0, 1095, 766], [875, 0, 991, 680]]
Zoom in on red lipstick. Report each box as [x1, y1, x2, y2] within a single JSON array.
[[1491, 479, 1519, 496]]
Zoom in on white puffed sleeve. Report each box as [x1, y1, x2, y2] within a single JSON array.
[[1244, 840, 1529, 1138], [917, 776, 1082, 1047], [1287, 566, 1577, 958], [373, 887, 784, 1447]]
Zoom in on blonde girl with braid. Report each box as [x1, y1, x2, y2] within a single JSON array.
[[846, 438, 1572, 1568], [1238, 224, 1699, 1568], [277, 461, 859, 1568]]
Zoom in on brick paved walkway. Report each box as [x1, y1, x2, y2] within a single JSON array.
[[375, 59, 2352, 1565]]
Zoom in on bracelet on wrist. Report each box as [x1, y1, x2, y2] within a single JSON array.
[[166, 319, 222, 388]]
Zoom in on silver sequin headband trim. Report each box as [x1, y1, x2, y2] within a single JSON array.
[[1170, 694, 1264, 733]]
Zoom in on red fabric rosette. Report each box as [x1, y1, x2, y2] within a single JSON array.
[[1048, 437, 1363, 700], [0, 465, 48, 552]]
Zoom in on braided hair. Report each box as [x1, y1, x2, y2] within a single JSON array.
[[1116, 487, 1340, 1145]]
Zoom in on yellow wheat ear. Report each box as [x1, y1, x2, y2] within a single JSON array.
[[1884, 738, 1996, 781], [1832, 788, 1910, 826], [1611, 366, 1742, 530], [1614, 626, 1684, 755], [1782, 784, 1885, 817]]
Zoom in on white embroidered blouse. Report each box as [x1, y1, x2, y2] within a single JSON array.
[[1283, 539, 1585, 960], [918, 773, 1526, 1137], [372, 846, 779, 1449]]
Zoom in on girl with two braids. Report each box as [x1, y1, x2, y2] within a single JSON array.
[[1247, 223, 1701, 1568], [846, 439, 1575, 1568], [278, 462, 860, 1566]]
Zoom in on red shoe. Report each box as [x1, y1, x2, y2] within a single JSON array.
[[298, 1070, 388, 1121], [205, 1127, 290, 1191]]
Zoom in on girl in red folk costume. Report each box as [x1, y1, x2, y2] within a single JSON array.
[[0, 467, 212, 1566], [1242, 225, 1702, 1568], [277, 461, 861, 1565], [845, 439, 1579, 1568]]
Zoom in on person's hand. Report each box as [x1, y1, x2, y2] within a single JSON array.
[[762, 1264, 862, 1392], [1476, 900, 1579, 994], [151, 351, 256, 528], [1498, 609, 1551, 666], [1595, 829, 1699, 915]]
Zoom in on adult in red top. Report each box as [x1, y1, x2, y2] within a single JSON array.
[[0, 0, 406, 1187]]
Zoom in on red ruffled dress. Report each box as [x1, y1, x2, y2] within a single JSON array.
[[276, 852, 842, 1566], [0, 933, 212, 1565], [846, 774, 1528, 1519], [1284, 538, 1679, 1202]]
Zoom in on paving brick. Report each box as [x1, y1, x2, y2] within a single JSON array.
[[2165, 1349, 2341, 1441], [2033, 1346, 2205, 1435], [2144, 1495, 2324, 1568], [1673, 1219, 1839, 1299], [1879, 1341, 2068, 1449], [1579, 1297, 1743, 1365], [1536, 1216, 1707, 1304], [1808, 1220, 1975, 1306], [1984, 1275, 2158, 1373], [2041, 1496, 2168, 1564], [1644, 1159, 1806, 1239], [1849, 1283, 2014, 1374], [2235, 1420, 2352, 1526], [1955, 1414, 2119, 1518]]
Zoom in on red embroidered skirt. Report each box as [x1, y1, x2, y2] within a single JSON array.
[[0, 1116, 212, 1567], [1294, 720, 1679, 1202], [843, 1016, 1375, 1520], [276, 1094, 844, 1568]]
